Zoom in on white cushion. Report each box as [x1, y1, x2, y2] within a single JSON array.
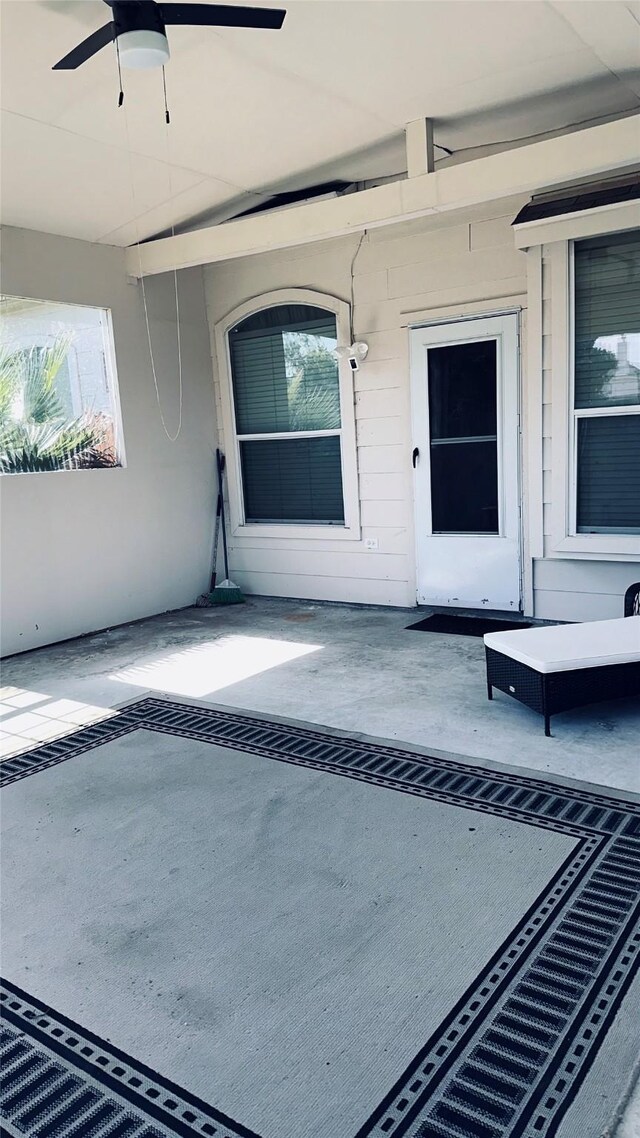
[[484, 616, 640, 674]]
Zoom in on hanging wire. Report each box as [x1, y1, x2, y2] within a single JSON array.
[[349, 230, 367, 343], [119, 55, 183, 442], [161, 66, 184, 439]]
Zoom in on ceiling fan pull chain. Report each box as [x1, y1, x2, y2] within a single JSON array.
[[162, 66, 170, 125], [116, 38, 124, 107]]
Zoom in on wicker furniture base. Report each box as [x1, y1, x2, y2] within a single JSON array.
[[485, 647, 640, 735]]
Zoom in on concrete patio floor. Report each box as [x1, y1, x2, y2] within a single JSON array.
[[2, 596, 639, 794], [2, 595, 640, 1134]]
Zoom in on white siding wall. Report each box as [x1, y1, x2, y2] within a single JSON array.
[[204, 197, 528, 608], [1, 227, 217, 655], [531, 242, 640, 622], [533, 558, 640, 621]]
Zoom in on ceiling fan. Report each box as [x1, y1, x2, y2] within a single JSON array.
[[52, 1, 286, 71]]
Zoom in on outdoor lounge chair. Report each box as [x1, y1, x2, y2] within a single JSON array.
[[483, 583, 640, 736]]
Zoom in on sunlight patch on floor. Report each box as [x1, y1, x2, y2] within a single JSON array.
[[110, 635, 322, 698], [0, 688, 116, 759]]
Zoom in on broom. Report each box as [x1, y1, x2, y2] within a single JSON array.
[[208, 448, 244, 605], [195, 476, 222, 606]]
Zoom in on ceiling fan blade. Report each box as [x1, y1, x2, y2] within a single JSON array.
[[52, 22, 115, 69], [161, 4, 285, 29]]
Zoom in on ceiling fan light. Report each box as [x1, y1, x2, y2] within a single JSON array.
[[117, 29, 170, 69]]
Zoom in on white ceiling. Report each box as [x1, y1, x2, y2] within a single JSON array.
[[1, 0, 639, 246]]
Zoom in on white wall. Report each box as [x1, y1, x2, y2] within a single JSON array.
[[204, 197, 528, 608], [533, 558, 640, 621], [1, 226, 217, 655]]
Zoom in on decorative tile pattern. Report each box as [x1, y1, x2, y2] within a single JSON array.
[[0, 983, 258, 1138], [1, 697, 639, 1138]]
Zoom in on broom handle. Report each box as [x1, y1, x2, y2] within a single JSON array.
[[216, 448, 230, 581], [210, 489, 222, 591]]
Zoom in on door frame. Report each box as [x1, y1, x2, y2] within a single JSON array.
[[409, 310, 523, 611]]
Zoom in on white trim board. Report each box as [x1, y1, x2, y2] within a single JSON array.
[[514, 199, 640, 249], [126, 117, 640, 277], [400, 294, 526, 328]]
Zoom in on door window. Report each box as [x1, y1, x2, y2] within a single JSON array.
[[427, 340, 499, 534]]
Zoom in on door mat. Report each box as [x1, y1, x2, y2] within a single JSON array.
[[407, 613, 533, 636], [1, 697, 639, 1138]]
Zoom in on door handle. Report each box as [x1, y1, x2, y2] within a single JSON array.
[[412, 447, 420, 468]]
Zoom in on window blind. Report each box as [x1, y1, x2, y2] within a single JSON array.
[[573, 232, 640, 537], [576, 414, 640, 533], [228, 304, 345, 526], [240, 437, 344, 524], [574, 232, 640, 409], [229, 305, 340, 434]]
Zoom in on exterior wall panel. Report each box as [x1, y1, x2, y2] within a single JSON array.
[[205, 200, 528, 608], [1, 227, 217, 656]]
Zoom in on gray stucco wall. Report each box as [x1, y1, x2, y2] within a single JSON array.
[[1, 226, 217, 655]]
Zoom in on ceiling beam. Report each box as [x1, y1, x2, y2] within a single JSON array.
[[126, 115, 640, 277], [406, 118, 435, 177]]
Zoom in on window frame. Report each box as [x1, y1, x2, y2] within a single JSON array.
[[548, 237, 640, 558], [215, 289, 361, 541]]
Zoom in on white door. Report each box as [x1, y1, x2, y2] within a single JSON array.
[[410, 314, 521, 611]]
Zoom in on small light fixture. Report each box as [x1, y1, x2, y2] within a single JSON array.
[[336, 341, 369, 371], [117, 29, 170, 69]]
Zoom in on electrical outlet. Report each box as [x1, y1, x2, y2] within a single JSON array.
[[364, 538, 379, 551]]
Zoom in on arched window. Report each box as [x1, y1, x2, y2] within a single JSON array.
[[227, 301, 348, 526]]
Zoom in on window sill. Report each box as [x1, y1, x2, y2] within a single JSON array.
[[232, 521, 361, 542], [550, 534, 640, 559], [0, 463, 124, 477]]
